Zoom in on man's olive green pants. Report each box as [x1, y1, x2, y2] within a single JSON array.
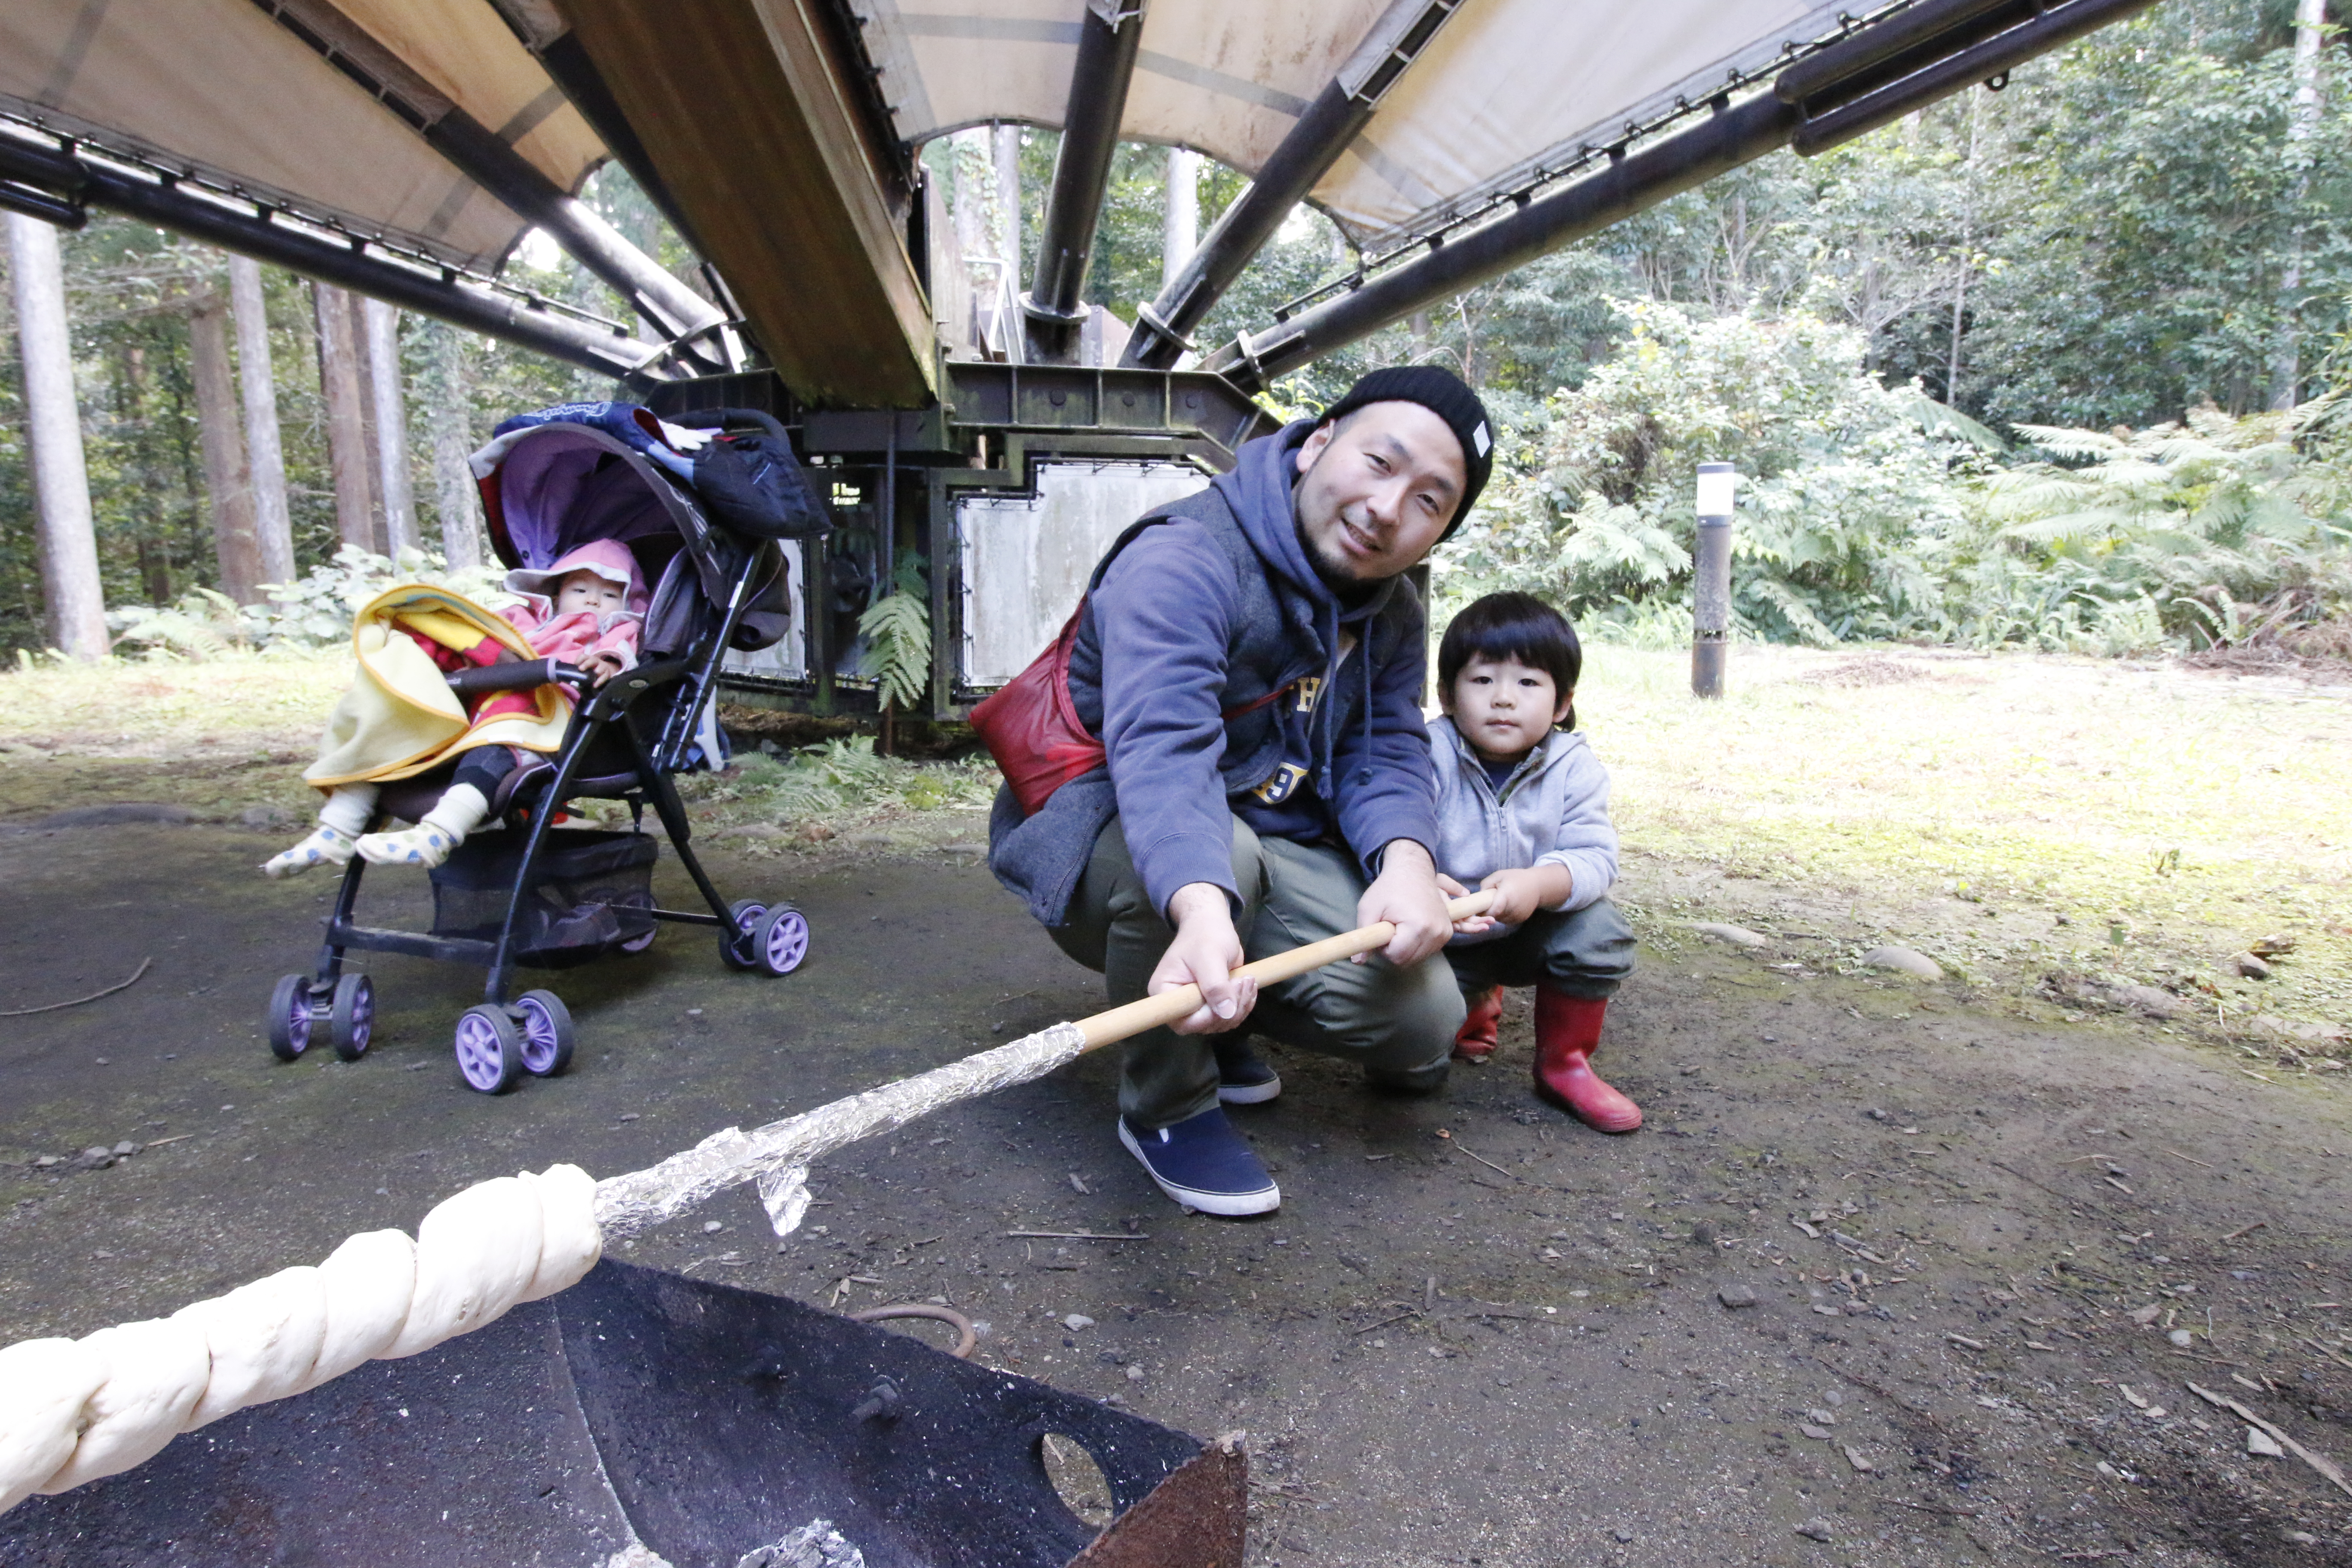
[[1048, 815, 1465, 1130]]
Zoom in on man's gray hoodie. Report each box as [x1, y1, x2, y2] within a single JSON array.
[[1427, 714, 1618, 944]]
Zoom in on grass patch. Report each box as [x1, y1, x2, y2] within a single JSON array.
[[1579, 643, 2351, 1042]]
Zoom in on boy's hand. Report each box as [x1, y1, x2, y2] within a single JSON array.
[[580, 650, 627, 687], [1153, 883, 1259, 1035], [1436, 872, 1495, 935], [1479, 864, 1574, 927]]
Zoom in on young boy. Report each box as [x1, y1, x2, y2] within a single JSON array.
[[263, 540, 644, 878], [1429, 591, 1641, 1132]]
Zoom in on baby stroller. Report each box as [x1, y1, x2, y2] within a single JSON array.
[[262, 405, 824, 1093]]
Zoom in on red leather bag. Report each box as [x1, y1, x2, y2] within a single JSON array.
[[970, 601, 1295, 819], [969, 604, 1102, 818]]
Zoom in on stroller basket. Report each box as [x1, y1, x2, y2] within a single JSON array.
[[430, 829, 658, 969]]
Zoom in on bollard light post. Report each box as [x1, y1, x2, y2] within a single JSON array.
[[1690, 462, 1736, 698]]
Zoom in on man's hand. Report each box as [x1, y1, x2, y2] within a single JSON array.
[[1436, 873, 1494, 935], [1151, 883, 1259, 1035], [1479, 863, 1573, 927], [1355, 840, 1452, 968]]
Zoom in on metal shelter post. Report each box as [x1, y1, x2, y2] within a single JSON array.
[[1690, 464, 1735, 700], [1023, 0, 1147, 364], [1122, 0, 1462, 370]]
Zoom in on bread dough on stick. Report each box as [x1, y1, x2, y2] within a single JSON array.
[[38, 1318, 209, 1492], [518, 1164, 601, 1302], [172, 1265, 330, 1427], [0, 1338, 107, 1512], [303, 1229, 416, 1389], [386, 1176, 543, 1358]]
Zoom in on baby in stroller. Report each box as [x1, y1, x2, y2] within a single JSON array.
[[263, 536, 649, 878]]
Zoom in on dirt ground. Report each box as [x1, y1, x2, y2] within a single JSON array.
[[2, 781, 2349, 1566]]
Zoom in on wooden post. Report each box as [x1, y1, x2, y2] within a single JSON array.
[[5, 213, 109, 659], [363, 297, 419, 558], [228, 255, 295, 587], [187, 286, 265, 605], [312, 281, 378, 555]]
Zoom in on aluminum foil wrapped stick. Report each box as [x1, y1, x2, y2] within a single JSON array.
[[591, 890, 1497, 1240]]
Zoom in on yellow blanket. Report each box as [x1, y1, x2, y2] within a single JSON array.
[[303, 585, 572, 792]]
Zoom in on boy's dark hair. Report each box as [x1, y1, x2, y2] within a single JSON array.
[[1438, 591, 1582, 732]]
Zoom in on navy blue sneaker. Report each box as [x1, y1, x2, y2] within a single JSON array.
[[1118, 1107, 1280, 1216], [1214, 1035, 1282, 1105]]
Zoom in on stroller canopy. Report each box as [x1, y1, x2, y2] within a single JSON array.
[[474, 417, 792, 658]]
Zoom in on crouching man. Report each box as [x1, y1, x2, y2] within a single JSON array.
[[984, 368, 1496, 1217]]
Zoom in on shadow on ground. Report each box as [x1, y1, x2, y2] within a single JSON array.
[[2, 814, 2348, 1567]]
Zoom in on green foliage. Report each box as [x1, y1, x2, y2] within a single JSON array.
[[1446, 301, 2352, 655], [723, 735, 997, 818], [1442, 302, 1984, 645], [854, 555, 933, 714]]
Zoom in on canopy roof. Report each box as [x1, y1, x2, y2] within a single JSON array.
[[0, 0, 2128, 402], [0, 0, 600, 273], [862, 0, 1853, 251]]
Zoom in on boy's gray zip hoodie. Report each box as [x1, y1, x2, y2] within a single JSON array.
[[1428, 714, 1617, 944]]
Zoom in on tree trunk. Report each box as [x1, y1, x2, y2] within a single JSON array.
[[187, 286, 265, 604], [114, 342, 175, 605], [2269, 0, 2327, 411], [6, 212, 108, 659], [313, 281, 378, 554], [1162, 146, 1198, 291], [364, 296, 418, 557], [419, 318, 483, 570], [348, 289, 388, 550], [992, 123, 1023, 282], [229, 254, 295, 586]]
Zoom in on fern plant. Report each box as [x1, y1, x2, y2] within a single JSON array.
[[856, 555, 932, 751]]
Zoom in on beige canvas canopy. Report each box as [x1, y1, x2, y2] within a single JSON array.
[[856, 0, 1852, 251], [0, 0, 2159, 402], [0, 0, 600, 273]]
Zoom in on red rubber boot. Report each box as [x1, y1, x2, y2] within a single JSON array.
[[1452, 986, 1504, 1062], [1532, 986, 1641, 1132]]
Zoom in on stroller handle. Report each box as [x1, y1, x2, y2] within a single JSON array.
[[662, 406, 789, 444], [444, 658, 595, 695]]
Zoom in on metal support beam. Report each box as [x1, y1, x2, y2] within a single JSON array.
[[1023, 0, 1147, 364], [1207, 0, 2161, 392], [1122, 0, 1461, 370], [484, 0, 709, 255], [249, 0, 730, 368], [0, 130, 669, 383]]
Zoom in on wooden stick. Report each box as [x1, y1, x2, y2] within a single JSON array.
[[1075, 891, 1494, 1049], [0, 957, 151, 1017], [595, 891, 1496, 1238], [2185, 1381, 2352, 1500]]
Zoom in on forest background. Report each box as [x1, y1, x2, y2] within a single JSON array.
[[2, 0, 2349, 665]]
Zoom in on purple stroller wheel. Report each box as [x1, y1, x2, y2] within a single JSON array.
[[266, 974, 313, 1062], [515, 989, 575, 1077], [454, 1005, 523, 1093], [328, 973, 374, 1061], [749, 906, 810, 976], [718, 898, 768, 971]]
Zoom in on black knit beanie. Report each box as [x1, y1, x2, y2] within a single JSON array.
[[1319, 364, 1494, 536]]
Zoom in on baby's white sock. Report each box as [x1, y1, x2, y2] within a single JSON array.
[[263, 784, 379, 878], [420, 784, 490, 843], [318, 784, 378, 836], [355, 784, 489, 870]]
